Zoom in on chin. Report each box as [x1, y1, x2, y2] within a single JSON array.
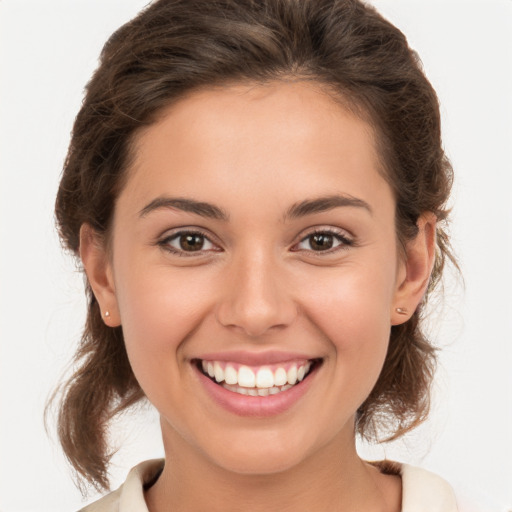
[[214, 451, 304, 476], [202, 430, 316, 476]]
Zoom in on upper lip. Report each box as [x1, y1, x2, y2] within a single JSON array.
[[194, 350, 320, 366]]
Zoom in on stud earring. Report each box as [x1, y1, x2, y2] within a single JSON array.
[[104, 310, 110, 318], [396, 307, 408, 315]]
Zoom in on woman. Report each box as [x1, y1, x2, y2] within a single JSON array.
[[54, 0, 458, 510]]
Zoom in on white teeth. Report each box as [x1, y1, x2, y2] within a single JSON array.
[[238, 365, 256, 388], [201, 359, 315, 390], [214, 361, 224, 383], [224, 364, 238, 385], [274, 367, 288, 386], [255, 367, 274, 388], [222, 382, 296, 396], [287, 366, 298, 385]]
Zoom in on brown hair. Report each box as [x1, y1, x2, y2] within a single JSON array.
[[53, 0, 454, 491]]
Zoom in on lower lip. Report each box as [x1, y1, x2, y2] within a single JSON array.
[[194, 362, 319, 417]]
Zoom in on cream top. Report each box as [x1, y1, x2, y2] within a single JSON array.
[[80, 459, 459, 512]]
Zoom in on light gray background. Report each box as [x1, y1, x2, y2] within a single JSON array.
[[1, 1, 511, 510]]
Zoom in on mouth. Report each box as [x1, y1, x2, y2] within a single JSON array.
[[193, 358, 322, 397]]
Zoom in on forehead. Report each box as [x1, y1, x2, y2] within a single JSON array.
[[121, 80, 391, 216], [137, 80, 376, 156]]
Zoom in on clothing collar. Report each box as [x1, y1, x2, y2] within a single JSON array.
[[82, 458, 458, 512]]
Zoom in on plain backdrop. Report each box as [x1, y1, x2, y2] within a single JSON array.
[[1, 1, 511, 511]]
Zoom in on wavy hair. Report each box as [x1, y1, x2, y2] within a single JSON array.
[[52, 0, 455, 491]]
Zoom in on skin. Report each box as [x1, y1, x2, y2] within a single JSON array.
[[81, 81, 436, 512]]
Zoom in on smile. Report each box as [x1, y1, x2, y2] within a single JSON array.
[[196, 359, 320, 396]]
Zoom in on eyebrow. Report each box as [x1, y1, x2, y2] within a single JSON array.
[[138, 193, 372, 221], [139, 197, 229, 221], [284, 194, 372, 220]]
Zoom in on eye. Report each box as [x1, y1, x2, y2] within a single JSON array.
[[159, 230, 220, 255], [293, 229, 353, 253]]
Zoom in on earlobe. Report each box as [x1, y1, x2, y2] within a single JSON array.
[[79, 224, 121, 326], [391, 213, 437, 326]]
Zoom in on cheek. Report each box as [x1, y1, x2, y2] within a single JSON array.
[[299, 257, 397, 390], [302, 260, 396, 343], [295, 269, 394, 431], [113, 261, 217, 380]]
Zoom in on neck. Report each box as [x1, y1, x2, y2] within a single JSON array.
[[144, 421, 401, 512]]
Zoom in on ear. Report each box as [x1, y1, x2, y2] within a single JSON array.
[[391, 212, 437, 326], [79, 224, 121, 327]]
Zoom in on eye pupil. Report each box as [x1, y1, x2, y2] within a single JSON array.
[[310, 234, 333, 251], [180, 234, 204, 251]]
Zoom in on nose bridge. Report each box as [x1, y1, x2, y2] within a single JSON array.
[[216, 243, 296, 337]]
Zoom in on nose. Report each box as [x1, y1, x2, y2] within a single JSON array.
[[215, 248, 298, 337]]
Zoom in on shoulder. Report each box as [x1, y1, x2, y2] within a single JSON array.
[[79, 487, 122, 512], [79, 459, 164, 512], [399, 464, 498, 512], [400, 464, 459, 512]]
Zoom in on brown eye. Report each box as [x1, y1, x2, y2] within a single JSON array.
[[309, 233, 334, 251], [179, 233, 205, 251], [162, 231, 217, 254], [294, 230, 352, 253]]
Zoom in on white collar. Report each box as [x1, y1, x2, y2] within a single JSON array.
[[81, 459, 459, 512]]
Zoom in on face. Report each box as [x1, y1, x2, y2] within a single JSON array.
[[90, 81, 415, 475]]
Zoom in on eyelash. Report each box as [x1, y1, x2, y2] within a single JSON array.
[[157, 227, 354, 257], [292, 228, 355, 254], [158, 229, 220, 257]]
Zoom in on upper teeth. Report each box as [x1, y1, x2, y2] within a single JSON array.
[[201, 360, 312, 388]]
